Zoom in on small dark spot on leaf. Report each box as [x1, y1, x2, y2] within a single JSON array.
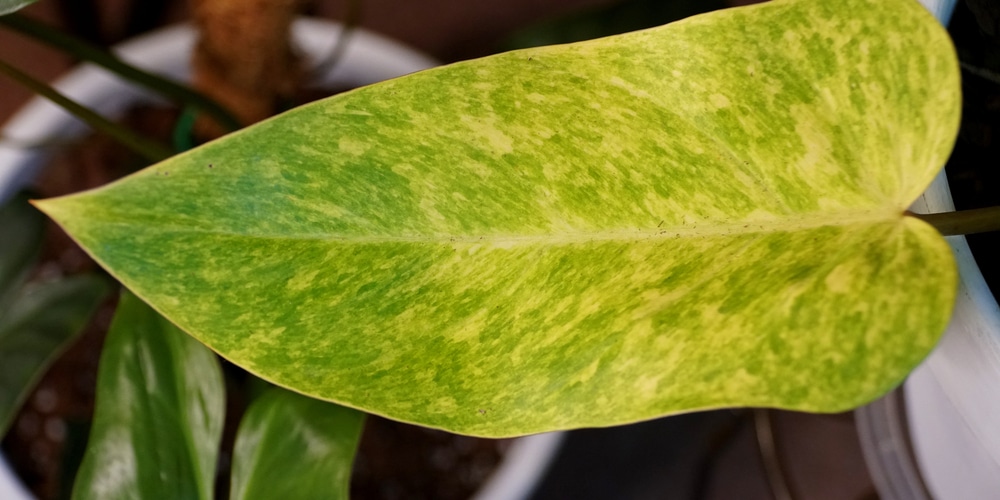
[[208, 164, 214, 168], [657, 220, 664, 228], [478, 409, 487, 415]]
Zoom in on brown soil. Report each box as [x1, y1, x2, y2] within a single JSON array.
[[351, 416, 512, 500], [1, 104, 510, 500]]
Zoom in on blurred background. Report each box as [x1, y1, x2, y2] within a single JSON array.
[[0, 0, 774, 123]]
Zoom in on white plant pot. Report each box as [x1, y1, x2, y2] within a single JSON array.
[[0, 19, 562, 500], [904, 174, 1000, 499]]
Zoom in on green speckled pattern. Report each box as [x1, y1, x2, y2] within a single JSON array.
[[38, 0, 960, 436]]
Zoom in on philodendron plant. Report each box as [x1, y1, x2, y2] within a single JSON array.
[[35, 0, 964, 449]]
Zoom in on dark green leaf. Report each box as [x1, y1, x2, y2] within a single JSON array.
[[0, 275, 109, 435], [72, 291, 224, 500], [229, 389, 364, 500], [0, 192, 44, 308]]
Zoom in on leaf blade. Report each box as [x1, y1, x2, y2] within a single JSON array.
[[39, 0, 961, 436], [229, 389, 364, 500], [0, 193, 44, 308], [0, 275, 109, 435], [72, 291, 224, 500]]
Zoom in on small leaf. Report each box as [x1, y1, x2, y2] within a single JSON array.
[[0, 193, 44, 308], [0, 275, 109, 435], [38, 0, 962, 436], [229, 388, 364, 500], [72, 291, 224, 500], [0, 0, 37, 16]]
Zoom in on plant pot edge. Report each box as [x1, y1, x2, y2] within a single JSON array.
[[0, 19, 562, 500], [905, 171, 1000, 499]]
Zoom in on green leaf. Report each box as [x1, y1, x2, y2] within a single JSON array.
[[229, 388, 364, 500], [72, 291, 224, 500], [0, 0, 36, 16], [0, 275, 109, 435], [0, 193, 44, 308], [37, 0, 961, 437]]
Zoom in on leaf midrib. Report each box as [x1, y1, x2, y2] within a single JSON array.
[[82, 207, 904, 244]]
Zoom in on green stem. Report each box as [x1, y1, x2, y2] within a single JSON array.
[[0, 13, 242, 133], [910, 206, 1000, 236], [0, 59, 172, 163]]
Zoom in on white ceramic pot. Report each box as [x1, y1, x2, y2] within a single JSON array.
[[903, 175, 1000, 499], [0, 19, 562, 500]]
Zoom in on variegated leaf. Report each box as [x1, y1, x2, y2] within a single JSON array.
[[37, 0, 961, 437]]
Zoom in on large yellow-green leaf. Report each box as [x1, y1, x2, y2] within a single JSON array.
[[229, 389, 364, 500], [73, 291, 224, 500], [37, 0, 961, 437]]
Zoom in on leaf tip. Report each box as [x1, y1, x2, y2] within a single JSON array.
[[28, 194, 77, 226]]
